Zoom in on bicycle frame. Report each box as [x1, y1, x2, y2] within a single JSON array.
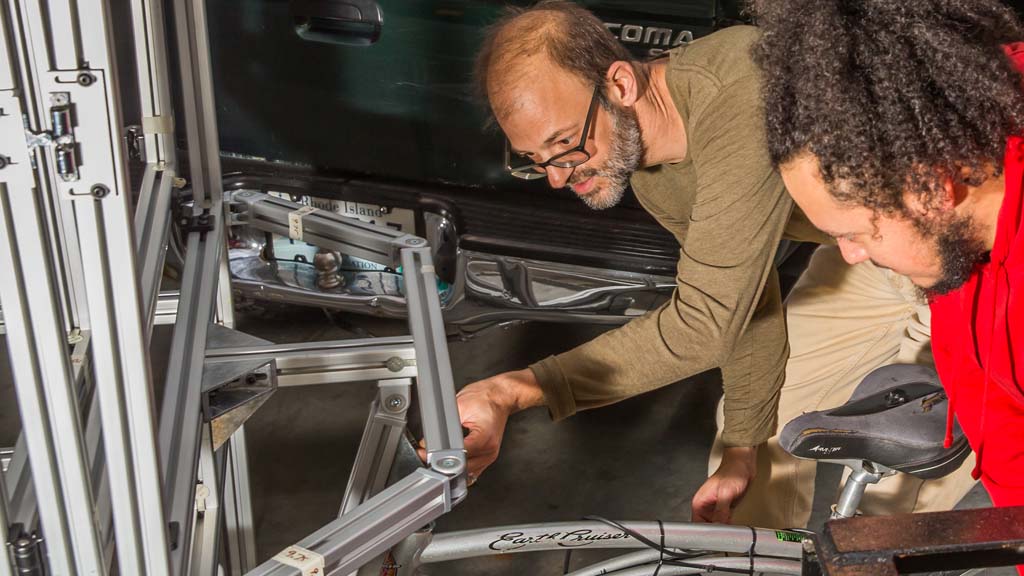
[[415, 521, 804, 575]]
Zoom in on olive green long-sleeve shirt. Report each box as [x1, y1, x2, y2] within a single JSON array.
[[530, 26, 829, 447]]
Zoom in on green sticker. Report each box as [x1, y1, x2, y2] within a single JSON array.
[[775, 530, 805, 543]]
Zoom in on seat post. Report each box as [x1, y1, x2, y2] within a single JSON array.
[[832, 461, 889, 519]]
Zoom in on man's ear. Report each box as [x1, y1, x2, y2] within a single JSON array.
[[606, 61, 639, 107]]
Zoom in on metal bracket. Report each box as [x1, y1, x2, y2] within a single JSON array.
[[124, 125, 145, 162], [811, 505, 1024, 575], [180, 210, 216, 238], [21, 92, 84, 182]]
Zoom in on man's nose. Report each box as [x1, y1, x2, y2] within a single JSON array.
[[545, 165, 574, 189], [837, 238, 870, 265]]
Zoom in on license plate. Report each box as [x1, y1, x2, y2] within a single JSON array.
[[268, 192, 416, 233]]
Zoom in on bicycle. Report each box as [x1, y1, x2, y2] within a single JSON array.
[[252, 363, 974, 576]]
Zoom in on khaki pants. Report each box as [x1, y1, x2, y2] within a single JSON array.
[[709, 245, 977, 529]]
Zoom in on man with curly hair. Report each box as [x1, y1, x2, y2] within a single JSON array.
[[451, 0, 977, 529], [752, 0, 1024, 521]]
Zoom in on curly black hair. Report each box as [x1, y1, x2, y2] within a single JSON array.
[[752, 0, 1024, 217]]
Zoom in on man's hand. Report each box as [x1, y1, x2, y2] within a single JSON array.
[[418, 369, 544, 483], [691, 445, 758, 523]]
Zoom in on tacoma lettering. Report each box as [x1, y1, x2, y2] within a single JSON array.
[[604, 22, 694, 56]]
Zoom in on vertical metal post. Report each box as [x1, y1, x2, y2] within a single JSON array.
[[3, 437, 37, 531], [164, 0, 231, 571], [159, 221, 221, 576], [73, 199, 151, 575], [191, 426, 222, 576], [129, 0, 179, 332], [0, 184, 87, 576], [0, 2, 105, 559], [171, 0, 223, 208], [223, 427, 258, 575], [216, 235, 255, 574], [128, 0, 176, 166], [56, 0, 177, 570], [14, 0, 90, 337], [5, 0, 177, 572]]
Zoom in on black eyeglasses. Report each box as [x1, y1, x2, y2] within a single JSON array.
[[504, 85, 601, 180]]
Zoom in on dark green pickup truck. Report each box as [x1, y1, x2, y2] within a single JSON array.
[[208, 0, 1022, 326]]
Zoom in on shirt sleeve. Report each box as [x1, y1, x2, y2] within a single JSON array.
[[530, 75, 793, 446]]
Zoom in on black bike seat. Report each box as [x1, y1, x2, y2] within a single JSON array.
[[779, 364, 971, 479]]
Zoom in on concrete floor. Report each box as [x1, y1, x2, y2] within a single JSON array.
[[0, 304, 1010, 574]]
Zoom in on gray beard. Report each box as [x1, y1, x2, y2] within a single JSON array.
[[570, 103, 644, 211]]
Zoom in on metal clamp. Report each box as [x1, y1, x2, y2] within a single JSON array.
[[180, 210, 216, 239]]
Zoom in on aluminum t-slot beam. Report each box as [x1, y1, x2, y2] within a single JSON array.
[[134, 164, 176, 333], [228, 191, 426, 269], [158, 213, 223, 576], [246, 468, 451, 576], [339, 380, 413, 517], [205, 336, 417, 387], [401, 248, 467, 503]]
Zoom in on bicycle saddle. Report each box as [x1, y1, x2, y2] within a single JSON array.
[[779, 364, 971, 479]]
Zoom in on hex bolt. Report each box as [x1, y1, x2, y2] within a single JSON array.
[[77, 72, 96, 86], [385, 356, 406, 373], [384, 394, 405, 412], [406, 238, 425, 246], [435, 457, 461, 471], [90, 184, 110, 198]]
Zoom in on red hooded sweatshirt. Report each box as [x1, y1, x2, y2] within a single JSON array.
[[929, 43, 1024, 573]]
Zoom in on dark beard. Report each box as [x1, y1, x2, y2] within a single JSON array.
[[922, 214, 989, 298], [568, 103, 644, 210]]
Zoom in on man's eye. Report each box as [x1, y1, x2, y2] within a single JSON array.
[[559, 137, 573, 146]]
